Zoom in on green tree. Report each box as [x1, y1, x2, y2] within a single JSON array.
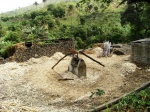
[[4, 31, 21, 43], [52, 7, 65, 18], [33, 1, 39, 8], [0, 23, 4, 37], [80, 0, 150, 5], [31, 11, 39, 19], [43, 0, 47, 3], [79, 16, 86, 25], [121, 3, 150, 40], [1, 16, 9, 22], [47, 4, 55, 12], [68, 5, 74, 12], [0, 23, 2, 30]]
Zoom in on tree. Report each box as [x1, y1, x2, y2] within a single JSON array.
[[47, 4, 55, 12], [80, 0, 150, 5], [52, 7, 65, 18], [80, 0, 150, 40], [4, 31, 21, 43], [68, 5, 74, 12], [33, 1, 39, 8], [0, 23, 4, 37], [43, 0, 47, 3], [0, 23, 2, 30], [30, 11, 39, 19], [121, 2, 150, 39], [79, 16, 86, 25]]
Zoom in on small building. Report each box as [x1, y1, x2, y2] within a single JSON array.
[[131, 38, 150, 65]]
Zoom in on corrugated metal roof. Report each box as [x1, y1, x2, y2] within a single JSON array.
[[132, 38, 150, 43]]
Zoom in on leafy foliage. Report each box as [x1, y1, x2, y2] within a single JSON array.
[[4, 31, 21, 43], [47, 4, 55, 12], [52, 7, 65, 18], [90, 89, 105, 98], [0, 41, 13, 58], [121, 2, 150, 39], [0, 0, 149, 58], [114, 88, 150, 111]]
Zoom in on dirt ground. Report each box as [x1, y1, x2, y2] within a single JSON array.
[[0, 49, 150, 112]]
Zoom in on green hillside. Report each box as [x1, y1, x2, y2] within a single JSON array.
[[0, 0, 150, 58], [0, 0, 80, 16]]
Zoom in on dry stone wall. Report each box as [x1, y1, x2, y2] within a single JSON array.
[[13, 39, 75, 62], [131, 41, 150, 65]]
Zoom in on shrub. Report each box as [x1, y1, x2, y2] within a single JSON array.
[[30, 11, 39, 19], [21, 20, 30, 26], [8, 25, 17, 31], [48, 20, 55, 28], [68, 5, 74, 11], [52, 7, 65, 18], [72, 26, 87, 40], [0, 41, 13, 58], [47, 4, 55, 12], [23, 13, 31, 19], [1, 16, 9, 22], [4, 31, 21, 43], [115, 88, 150, 111], [79, 16, 85, 25]]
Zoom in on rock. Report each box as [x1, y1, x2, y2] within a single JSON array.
[[113, 49, 125, 55], [111, 44, 123, 48]]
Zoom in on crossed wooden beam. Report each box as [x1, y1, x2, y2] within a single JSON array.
[[52, 49, 105, 69]]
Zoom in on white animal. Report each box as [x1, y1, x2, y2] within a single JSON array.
[[103, 41, 111, 57]]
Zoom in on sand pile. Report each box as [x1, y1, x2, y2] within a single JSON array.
[[92, 47, 103, 57], [121, 62, 137, 75]]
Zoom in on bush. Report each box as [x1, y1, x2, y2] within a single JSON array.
[[1, 16, 9, 22], [34, 15, 44, 25], [114, 88, 150, 111], [48, 20, 55, 28], [72, 26, 87, 40], [52, 7, 65, 18], [47, 4, 55, 12], [75, 37, 86, 49], [79, 16, 85, 25], [0, 41, 13, 58], [68, 5, 74, 11], [30, 11, 39, 19], [21, 20, 30, 26], [8, 25, 17, 31], [4, 31, 21, 43], [0, 30, 5, 37], [23, 14, 31, 19]]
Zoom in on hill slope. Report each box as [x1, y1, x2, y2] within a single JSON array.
[[0, 0, 80, 16]]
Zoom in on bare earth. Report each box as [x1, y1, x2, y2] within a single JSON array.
[[0, 51, 150, 112]]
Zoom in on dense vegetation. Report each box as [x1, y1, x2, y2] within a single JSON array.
[[0, 0, 150, 58], [111, 88, 150, 112]]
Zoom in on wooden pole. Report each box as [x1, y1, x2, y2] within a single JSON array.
[[51, 53, 72, 69], [79, 51, 105, 67]]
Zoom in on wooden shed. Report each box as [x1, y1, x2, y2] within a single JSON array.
[[131, 38, 150, 65]]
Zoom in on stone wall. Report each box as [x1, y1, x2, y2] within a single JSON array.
[[131, 41, 150, 65], [13, 38, 75, 62]]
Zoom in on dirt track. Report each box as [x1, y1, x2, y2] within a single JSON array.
[[0, 51, 150, 112]]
